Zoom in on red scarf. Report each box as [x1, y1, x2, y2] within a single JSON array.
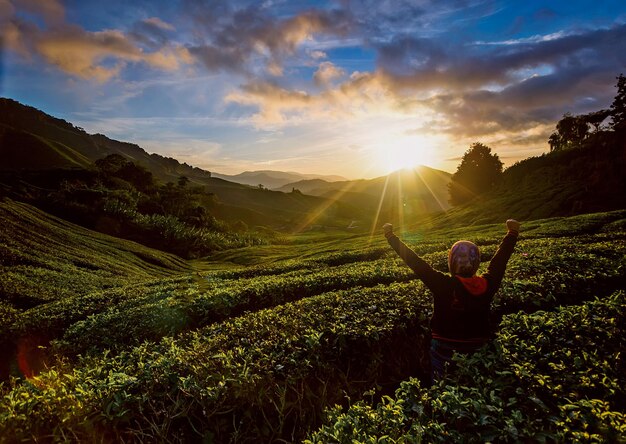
[[456, 275, 488, 295]]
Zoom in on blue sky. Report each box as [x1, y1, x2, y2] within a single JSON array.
[[2, 0, 625, 178]]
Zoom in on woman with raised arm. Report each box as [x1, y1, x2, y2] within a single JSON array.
[[383, 219, 520, 383]]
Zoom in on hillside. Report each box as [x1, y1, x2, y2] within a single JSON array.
[[276, 166, 453, 228], [0, 98, 364, 230], [421, 131, 626, 229], [0, 198, 190, 376], [0, 98, 215, 184], [212, 170, 346, 189], [0, 199, 189, 308], [275, 177, 332, 194]]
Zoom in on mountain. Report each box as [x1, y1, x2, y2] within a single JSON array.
[[274, 178, 339, 194], [275, 166, 453, 227], [276, 166, 451, 198], [212, 170, 346, 189], [0, 98, 213, 184]]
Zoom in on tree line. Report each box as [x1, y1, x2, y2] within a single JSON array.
[[549, 74, 626, 152], [448, 74, 626, 206], [0, 154, 270, 258]]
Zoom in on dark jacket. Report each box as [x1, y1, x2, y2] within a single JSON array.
[[386, 232, 518, 344]]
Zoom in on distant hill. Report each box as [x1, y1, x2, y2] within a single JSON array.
[[275, 166, 453, 228], [275, 178, 332, 194], [212, 170, 346, 189]]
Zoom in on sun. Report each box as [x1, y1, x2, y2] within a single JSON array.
[[375, 134, 438, 174]]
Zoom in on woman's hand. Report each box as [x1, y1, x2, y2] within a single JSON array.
[[382, 223, 393, 237], [506, 219, 520, 233]]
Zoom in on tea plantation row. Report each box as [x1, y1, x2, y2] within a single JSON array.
[[6, 233, 623, 364]]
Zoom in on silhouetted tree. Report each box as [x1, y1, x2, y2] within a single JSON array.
[[448, 143, 503, 206], [555, 113, 589, 149], [548, 74, 626, 151], [95, 154, 154, 192], [95, 154, 128, 174], [610, 73, 626, 130], [177, 176, 189, 187], [582, 109, 611, 133], [548, 132, 563, 152], [117, 163, 154, 193]]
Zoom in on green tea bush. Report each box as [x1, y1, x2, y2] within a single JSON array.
[[0, 282, 433, 442], [54, 258, 418, 356], [211, 246, 391, 280], [13, 277, 190, 341], [307, 291, 626, 443], [0, 200, 188, 304], [54, 234, 625, 359]]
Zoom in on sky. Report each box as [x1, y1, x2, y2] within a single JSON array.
[[1, 0, 626, 179]]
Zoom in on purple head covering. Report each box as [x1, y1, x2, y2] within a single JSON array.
[[448, 240, 481, 277]]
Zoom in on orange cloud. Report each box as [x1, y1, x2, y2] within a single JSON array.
[[226, 70, 398, 126], [313, 61, 345, 86], [2, 2, 192, 83], [34, 26, 190, 82], [226, 82, 313, 125]]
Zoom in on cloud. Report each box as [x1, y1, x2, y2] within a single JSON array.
[[185, 3, 352, 76], [225, 69, 421, 129], [0, 0, 15, 21], [143, 17, 175, 31], [313, 61, 345, 86], [376, 23, 626, 94], [309, 50, 327, 60], [219, 16, 626, 167], [344, 0, 496, 40], [231, 20, 626, 152], [129, 17, 176, 49], [34, 26, 187, 81], [4, 0, 625, 169], [2, 1, 192, 82], [226, 81, 314, 125], [386, 24, 626, 139], [376, 35, 448, 76]]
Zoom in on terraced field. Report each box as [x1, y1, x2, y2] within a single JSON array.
[[1, 199, 625, 442]]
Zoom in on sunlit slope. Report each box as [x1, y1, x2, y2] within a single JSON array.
[[422, 139, 626, 229], [0, 198, 189, 308], [0, 98, 211, 183], [275, 166, 452, 223]]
